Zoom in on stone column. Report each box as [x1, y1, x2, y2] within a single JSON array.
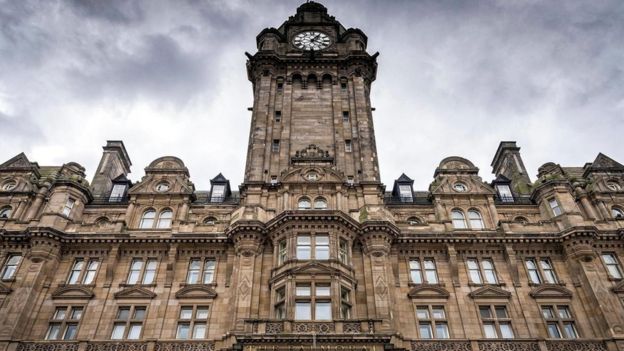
[[0, 234, 61, 340], [24, 182, 51, 221], [228, 225, 264, 331], [359, 224, 398, 331]]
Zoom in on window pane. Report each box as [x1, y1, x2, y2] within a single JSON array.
[[419, 323, 432, 339], [83, 270, 97, 284], [133, 307, 146, 320], [467, 260, 479, 269], [63, 324, 78, 340], [542, 306, 554, 319], [315, 302, 332, 320], [187, 271, 199, 284], [127, 324, 142, 339], [196, 307, 209, 320], [316, 285, 331, 296], [436, 323, 449, 339], [316, 246, 329, 260], [71, 307, 83, 320], [189, 259, 201, 270], [484, 270, 497, 284], [411, 270, 423, 284], [179, 307, 193, 319], [54, 308, 67, 320], [142, 271, 155, 284], [483, 323, 497, 338], [297, 246, 311, 259], [528, 270, 541, 284], [432, 307, 445, 319], [176, 323, 190, 339], [127, 271, 140, 284], [416, 307, 429, 320], [547, 323, 562, 338], [46, 324, 61, 340], [495, 306, 508, 318], [203, 271, 214, 284], [470, 270, 482, 284], [117, 308, 130, 320], [146, 259, 157, 270], [111, 324, 125, 339], [296, 285, 311, 296], [295, 302, 311, 320], [563, 323, 578, 339], [192, 323, 207, 339], [557, 306, 571, 318], [410, 260, 421, 269], [499, 323, 514, 338], [602, 254, 616, 264], [479, 306, 492, 319]]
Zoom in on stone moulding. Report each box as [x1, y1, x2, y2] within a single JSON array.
[[174, 284, 217, 299], [545, 340, 607, 351], [154, 342, 215, 351], [407, 284, 450, 299], [51, 285, 94, 300], [410, 340, 471, 351], [17, 343, 79, 351], [86, 343, 149, 351], [468, 285, 511, 299], [293, 321, 335, 334], [478, 341, 540, 351], [113, 286, 157, 299], [529, 284, 573, 299]]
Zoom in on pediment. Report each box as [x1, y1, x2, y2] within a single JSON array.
[[0, 153, 40, 176], [114, 286, 157, 299], [128, 175, 194, 195], [0, 282, 12, 295], [281, 166, 345, 183], [51, 286, 94, 300], [429, 177, 496, 195], [468, 285, 511, 299], [407, 285, 450, 299], [611, 280, 624, 294], [291, 261, 340, 275], [529, 285, 573, 299], [175, 285, 218, 299]]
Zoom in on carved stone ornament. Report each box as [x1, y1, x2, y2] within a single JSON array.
[[265, 322, 284, 334], [113, 286, 157, 299], [468, 285, 511, 299], [293, 321, 335, 334], [411, 341, 471, 351], [359, 231, 394, 257], [407, 285, 450, 299], [51, 286, 95, 300], [291, 144, 333, 164], [343, 321, 362, 333], [529, 284, 573, 299], [478, 341, 539, 351], [545, 341, 607, 351], [87, 343, 149, 351], [175, 284, 217, 299], [155, 342, 215, 351], [17, 343, 79, 351]]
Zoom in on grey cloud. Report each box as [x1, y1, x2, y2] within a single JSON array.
[[67, 0, 145, 24]]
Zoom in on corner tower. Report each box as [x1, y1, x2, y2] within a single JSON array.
[[243, 2, 380, 213]]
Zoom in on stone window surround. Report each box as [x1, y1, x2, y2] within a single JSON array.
[[415, 305, 450, 339], [1, 253, 23, 281], [408, 257, 439, 285], [466, 257, 499, 285], [272, 232, 351, 265], [478, 304, 514, 339], [45, 305, 84, 340], [524, 257, 559, 285], [126, 257, 159, 285], [111, 305, 147, 340], [540, 304, 580, 339], [175, 305, 210, 340], [66, 257, 100, 285], [185, 258, 217, 285], [138, 208, 174, 229]]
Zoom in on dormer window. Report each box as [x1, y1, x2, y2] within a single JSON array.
[[496, 185, 513, 202], [210, 185, 225, 202], [110, 184, 127, 202], [399, 185, 413, 202]]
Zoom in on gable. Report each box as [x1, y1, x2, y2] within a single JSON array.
[[407, 285, 450, 299], [529, 285, 573, 299], [114, 286, 157, 299], [51, 286, 94, 300], [175, 285, 218, 299], [468, 285, 511, 299], [0, 153, 40, 177]]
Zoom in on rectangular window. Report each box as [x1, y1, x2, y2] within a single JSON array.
[[176, 305, 209, 339], [127, 258, 158, 285], [342, 111, 349, 122], [339, 239, 349, 264], [467, 258, 497, 284], [496, 185, 513, 202], [45, 306, 83, 340], [274, 111, 281, 122], [416, 306, 449, 339], [1, 254, 22, 280], [601, 253, 623, 279], [186, 258, 216, 284], [278, 240, 287, 264], [479, 305, 513, 339], [275, 286, 286, 320], [399, 185, 413, 202], [210, 184, 225, 202], [296, 235, 311, 259], [295, 282, 332, 321], [295, 302, 311, 320], [549, 198, 562, 216], [341, 82, 347, 91], [541, 305, 578, 339], [340, 286, 351, 319], [109, 184, 127, 202], [277, 82, 284, 91], [62, 199, 75, 217], [345, 140, 352, 152], [315, 236, 329, 260], [111, 306, 146, 340], [410, 259, 438, 284], [272, 139, 280, 153], [67, 258, 100, 285]]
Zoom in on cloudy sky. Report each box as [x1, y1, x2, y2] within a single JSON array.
[[1, 0, 623, 191]]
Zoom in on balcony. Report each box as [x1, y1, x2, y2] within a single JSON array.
[[494, 195, 534, 205]]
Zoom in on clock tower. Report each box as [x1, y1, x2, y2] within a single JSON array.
[[242, 1, 383, 218]]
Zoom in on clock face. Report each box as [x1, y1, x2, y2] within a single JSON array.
[[293, 31, 331, 51]]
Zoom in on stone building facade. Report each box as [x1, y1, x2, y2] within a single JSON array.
[[1, 3, 624, 351]]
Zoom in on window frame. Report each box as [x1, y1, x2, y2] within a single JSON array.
[[409, 258, 439, 284], [45, 305, 84, 340], [156, 209, 173, 229], [344, 140, 352, 152], [297, 197, 311, 210], [294, 282, 333, 321], [126, 258, 159, 285], [479, 305, 514, 339], [272, 139, 280, 153], [62, 198, 76, 217], [111, 305, 147, 340], [340, 286, 352, 319], [466, 258, 498, 285], [541, 305, 579, 339], [342, 111, 350, 123], [295, 234, 330, 260], [274, 285, 287, 320], [1, 253, 22, 281], [66, 258, 100, 285], [186, 258, 216, 284], [416, 305, 450, 339], [175, 305, 210, 340], [601, 253, 623, 279], [548, 198, 562, 217], [338, 238, 349, 264], [524, 258, 558, 285], [451, 210, 467, 229]]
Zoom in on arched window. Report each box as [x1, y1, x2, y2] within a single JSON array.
[[314, 197, 327, 209], [468, 210, 484, 229], [298, 197, 311, 210], [612, 207, 624, 219], [95, 217, 111, 228], [407, 217, 421, 225], [514, 216, 529, 225], [203, 216, 217, 225], [139, 209, 156, 229], [451, 210, 467, 229], [157, 209, 173, 229], [0, 206, 12, 219]]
